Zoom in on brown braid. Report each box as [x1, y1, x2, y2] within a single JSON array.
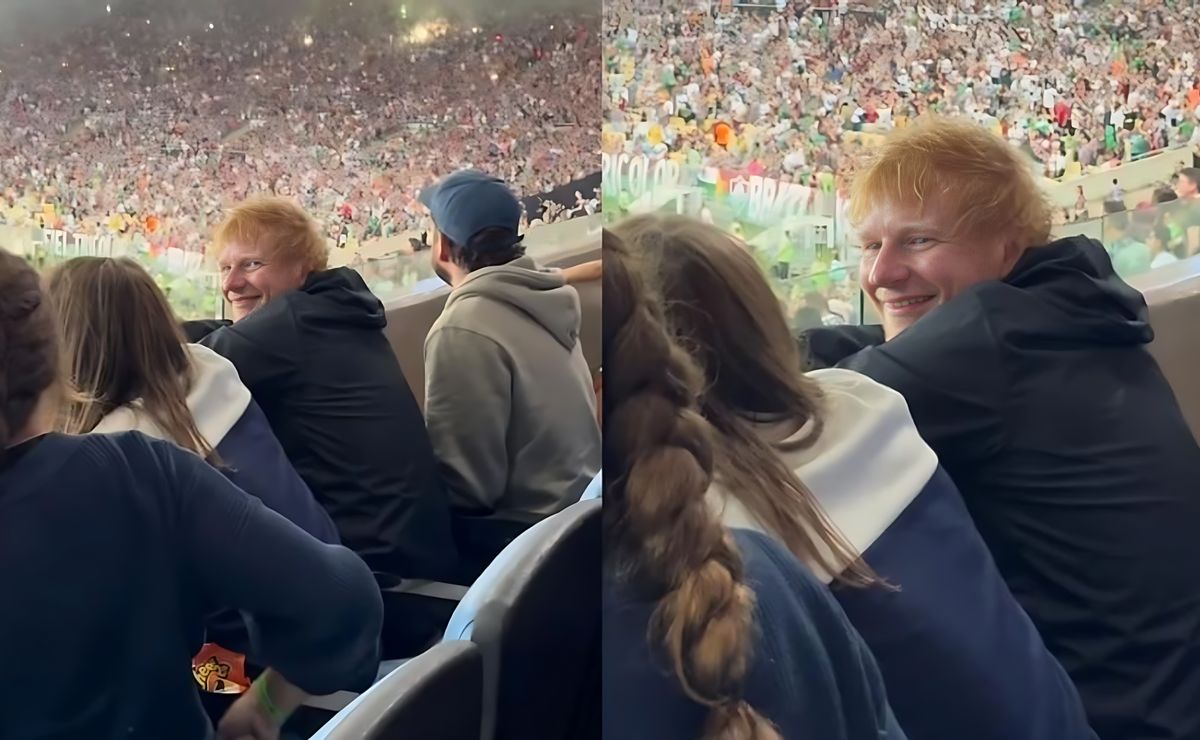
[[0, 249, 60, 461], [603, 229, 780, 740], [613, 213, 878, 586]]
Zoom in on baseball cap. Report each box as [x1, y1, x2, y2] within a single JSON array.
[[418, 169, 523, 249]]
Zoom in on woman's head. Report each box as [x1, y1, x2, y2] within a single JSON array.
[[611, 214, 871, 585], [0, 249, 60, 456], [612, 213, 820, 419], [46, 257, 213, 458], [603, 228, 777, 739]]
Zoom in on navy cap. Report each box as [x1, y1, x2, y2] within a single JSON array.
[[418, 169, 523, 249]]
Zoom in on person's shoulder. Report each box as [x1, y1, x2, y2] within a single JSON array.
[[734, 528, 850, 636], [801, 324, 886, 368], [37, 432, 198, 511], [736, 524, 810, 578], [241, 292, 304, 332], [82, 430, 191, 471], [885, 287, 1000, 356], [732, 529, 895, 735], [806, 367, 908, 410]]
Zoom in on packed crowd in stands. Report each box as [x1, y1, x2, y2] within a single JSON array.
[[604, 0, 1200, 193], [0, 2, 600, 252]]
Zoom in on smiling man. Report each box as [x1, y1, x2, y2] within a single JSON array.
[[804, 118, 1200, 740], [186, 195, 456, 584]]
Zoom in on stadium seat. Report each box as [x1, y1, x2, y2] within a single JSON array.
[[450, 510, 545, 583], [444, 499, 601, 740], [373, 479, 602, 661], [376, 572, 465, 660], [310, 641, 483, 740]]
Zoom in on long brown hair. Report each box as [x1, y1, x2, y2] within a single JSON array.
[[603, 228, 778, 739], [46, 257, 216, 459], [0, 249, 60, 460], [613, 214, 874, 586]]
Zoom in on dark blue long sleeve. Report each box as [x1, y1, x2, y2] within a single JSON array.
[[158, 435, 383, 694], [0, 431, 382, 740], [603, 528, 904, 740]]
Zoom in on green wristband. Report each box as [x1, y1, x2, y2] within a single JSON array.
[[255, 676, 286, 726]]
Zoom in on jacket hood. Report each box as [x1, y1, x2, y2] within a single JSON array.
[[446, 256, 581, 351], [298, 267, 387, 330], [1001, 235, 1152, 346], [92, 344, 251, 448], [708, 368, 938, 583]]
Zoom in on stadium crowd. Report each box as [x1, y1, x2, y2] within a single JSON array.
[[0, 3, 600, 252], [604, 0, 1200, 190]]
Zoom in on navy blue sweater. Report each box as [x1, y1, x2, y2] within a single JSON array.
[[604, 528, 906, 740], [833, 467, 1096, 740], [0, 432, 383, 740], [217, 399, 340, 545]]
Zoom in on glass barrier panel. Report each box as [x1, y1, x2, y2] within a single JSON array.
[[344, 213, 603, 304], [1054, 196, 1200, 286], [0, 223, 222, 320]]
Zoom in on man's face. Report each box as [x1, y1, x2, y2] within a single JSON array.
[[429, 224, 455, 286], [858, 197, 1021, 340], [1174, 174, 1199, 199], [218, 240, 307, 322]]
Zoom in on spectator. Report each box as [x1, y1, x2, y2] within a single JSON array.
[[803, 117, 1200, 740], [1147, 223, 1181, 268], [48, 256, 337, 546], [0, 7, 600, 254], [601, 229, 904, 740], [1171, 167, 1200, 255], [0, 248, 383, 740], [1104, 178, 1126, 212], [187, 196, 456, 581], [421, 170, 601, 516]]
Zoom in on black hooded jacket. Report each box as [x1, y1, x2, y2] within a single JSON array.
[[188, 268, 456, 580], [804, 237, 1200, 740]]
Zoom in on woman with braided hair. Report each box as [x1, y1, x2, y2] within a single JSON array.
[[613, 213, 1096, 740], [0, 247, 382, 740], [600, 229, 904, 740]]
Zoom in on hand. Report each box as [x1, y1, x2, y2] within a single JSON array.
[[216, 688, 280, 740]]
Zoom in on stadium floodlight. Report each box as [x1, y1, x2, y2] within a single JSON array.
[[106, 4, 111, 13]]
